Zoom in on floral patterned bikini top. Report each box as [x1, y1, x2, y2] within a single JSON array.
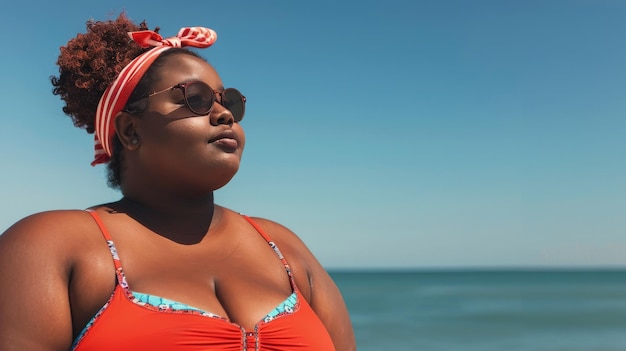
[[72, 210, 335, 351]]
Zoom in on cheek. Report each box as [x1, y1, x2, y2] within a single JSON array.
[[162, 115, 208, 139], [137, 117, 205, 159]]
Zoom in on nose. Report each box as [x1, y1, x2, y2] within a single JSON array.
[[210, 102, 234, 126]]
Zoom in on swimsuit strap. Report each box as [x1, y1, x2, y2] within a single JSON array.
[[86, 209, 123, 272], [241, 215, 295, 281]]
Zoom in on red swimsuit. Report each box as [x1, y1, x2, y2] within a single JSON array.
[[72, 211, 335, 351]]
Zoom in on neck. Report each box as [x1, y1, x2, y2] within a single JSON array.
[[114, 192, 218, 245]]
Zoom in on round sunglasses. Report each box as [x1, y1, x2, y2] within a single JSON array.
[[127, 80, 246, 121]]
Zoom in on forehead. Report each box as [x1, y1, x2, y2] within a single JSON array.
[[155, 53, 223, 89]]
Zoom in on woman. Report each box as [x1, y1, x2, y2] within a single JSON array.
[[0, 13, 355, 351]]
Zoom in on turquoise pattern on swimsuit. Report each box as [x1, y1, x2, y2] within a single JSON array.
[[263, 292, 297, 322], [132, 292, 208, 313], [132, 291, 298, 322]]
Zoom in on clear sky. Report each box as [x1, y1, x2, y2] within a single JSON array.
[[0, 1, 624, 269]]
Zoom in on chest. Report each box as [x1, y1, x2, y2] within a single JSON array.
[[68, 224, 299, 337]]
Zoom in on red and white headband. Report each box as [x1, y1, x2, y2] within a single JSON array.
[[92, 26, 217, 166]]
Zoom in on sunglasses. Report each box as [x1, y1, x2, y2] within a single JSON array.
[[127, 81, 246, 121]]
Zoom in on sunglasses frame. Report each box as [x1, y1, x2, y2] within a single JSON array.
[[126, 80, 246, 121]]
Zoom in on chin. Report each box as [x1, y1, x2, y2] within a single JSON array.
[[210, 166, 240, 191]]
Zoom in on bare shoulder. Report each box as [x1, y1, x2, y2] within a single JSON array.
[[1, 209, 97, 249], [244, 217, 310, 250], [1, 209, 94, 237], [243, 216, 318, 275], [0, 209, 100, 279], [0, 209, 114, 279]]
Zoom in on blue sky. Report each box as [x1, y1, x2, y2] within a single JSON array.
[[0, 1, 624, 269]]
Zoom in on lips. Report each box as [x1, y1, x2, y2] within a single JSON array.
[[208, 129, 239, 150]]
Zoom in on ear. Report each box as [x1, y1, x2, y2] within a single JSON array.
[[113, 111, 141, 150]]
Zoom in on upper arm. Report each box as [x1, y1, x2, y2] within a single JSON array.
[[305, 254, 356, 351], [0, 212, 75, 350], [248, 217, 356, 351]]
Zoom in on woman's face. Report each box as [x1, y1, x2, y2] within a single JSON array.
[[131, 53, 246, 194]]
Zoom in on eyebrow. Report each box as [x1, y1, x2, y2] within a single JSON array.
[[180, 79, 224, 92]]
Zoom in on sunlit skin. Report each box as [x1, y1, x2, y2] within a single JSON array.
[[0, 54, 356, 350], [120, 55, 246, 200]]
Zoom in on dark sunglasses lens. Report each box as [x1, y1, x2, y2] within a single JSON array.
[[222, 88, 245, 121], [185, 82, 214, 115]]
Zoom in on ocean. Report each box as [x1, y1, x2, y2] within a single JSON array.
[[330, 269, 626, 351]]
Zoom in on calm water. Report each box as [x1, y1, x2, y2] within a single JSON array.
[[330, 269, 626, 351]]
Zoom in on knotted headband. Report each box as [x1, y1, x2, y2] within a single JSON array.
[[92, 26, 217, 166]]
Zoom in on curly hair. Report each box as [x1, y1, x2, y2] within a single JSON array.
[[50, 13, 203, 188]]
